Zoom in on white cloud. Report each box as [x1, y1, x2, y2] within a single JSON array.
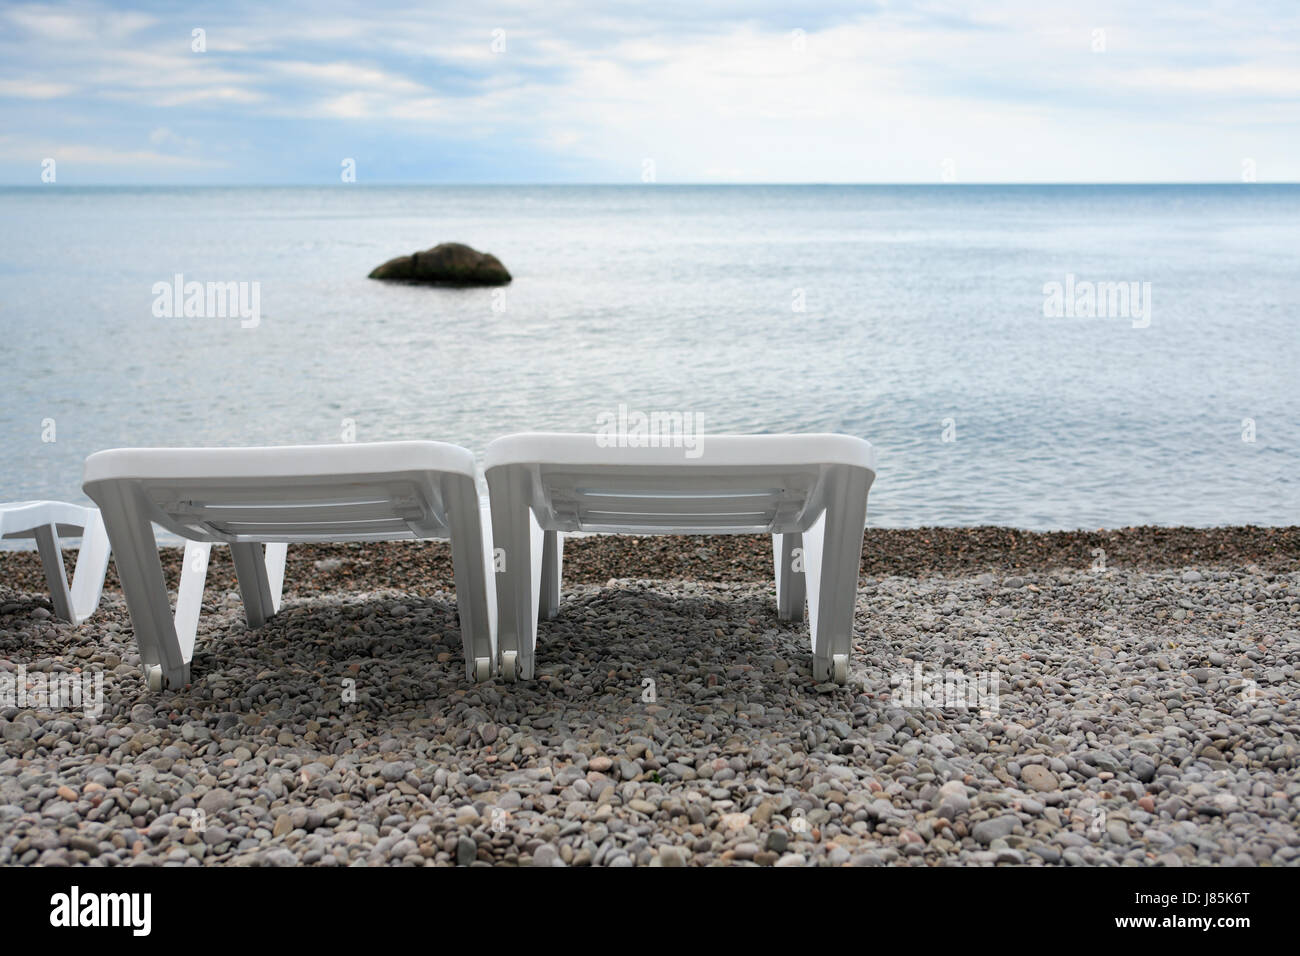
[[150, 86, 264, 107], [0, 80, 76, 98], [1123, 65, 1300, 97], [3, 4, 155, 42], [0, 135, 213, 167], [272, 60, 427, 95], [148, 126, 199, 150]]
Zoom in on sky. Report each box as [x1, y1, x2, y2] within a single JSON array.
[[0, 0, 1297, 184]]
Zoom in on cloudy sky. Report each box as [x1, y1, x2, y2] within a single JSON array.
[[1, 0, 1297, 183]]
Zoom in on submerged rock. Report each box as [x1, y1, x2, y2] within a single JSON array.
[[368, 242, 511, 286]]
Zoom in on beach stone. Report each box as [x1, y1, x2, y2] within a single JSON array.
[[1020, 765, 1059, 792], [198, 789, 235, 815], [972, 816, 1019, 845], [456, 837, 477, 866], [533, 844, 559, 867], [454, 806, 479, 827], [658, 846, 687, 867]]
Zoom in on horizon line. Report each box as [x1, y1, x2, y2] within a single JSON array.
[[2, 180, 1296, 188]]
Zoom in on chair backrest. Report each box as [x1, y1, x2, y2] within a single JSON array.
[[83, 441, 478, 544], [485, 433, 875, 535], [0, 500, 95, 540]]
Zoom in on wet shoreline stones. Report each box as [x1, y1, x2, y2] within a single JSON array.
[[4, 525, 1296, 598]]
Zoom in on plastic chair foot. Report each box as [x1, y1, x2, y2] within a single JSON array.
[[832, 654, 849, 685]]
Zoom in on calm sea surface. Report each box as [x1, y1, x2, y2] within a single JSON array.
[[2, 184, 1297, 532]]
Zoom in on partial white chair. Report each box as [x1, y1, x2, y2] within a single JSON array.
[[0, 500, 111, 624], [83, 442, 495, 691], [484, 433, 875, 684]]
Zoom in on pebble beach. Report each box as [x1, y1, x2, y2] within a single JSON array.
[[1, 527, 1296, 867]]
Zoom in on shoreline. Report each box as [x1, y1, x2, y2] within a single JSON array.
[[1, 526, 1296, 598]]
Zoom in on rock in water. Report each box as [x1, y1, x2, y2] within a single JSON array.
[[368, 242, 511, 285]]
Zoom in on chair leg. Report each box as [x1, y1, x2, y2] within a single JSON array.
[[95, 485, 191, 690], [33, 523, 75, 622], [444, 475, 495, 682], [539, 529, 562, 620], [488, 465, 543, 681], [264, 543, 287, 615], [804, 467, 871, 684], [173, 541, 212, 665], [773, 531, 806, 621], [231, 542, 283, 629], [68, 511, 112, 625]]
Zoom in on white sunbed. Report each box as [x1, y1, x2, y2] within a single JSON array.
[[484, 433, 876, 684], [0, 500, 111, 624], [82, 441, 495, 691]]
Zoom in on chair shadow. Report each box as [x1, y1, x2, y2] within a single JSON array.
[[172, 581, 831, 717]]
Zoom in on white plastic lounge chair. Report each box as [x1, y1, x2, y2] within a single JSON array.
[[83, 442, 495, 691], [484, 433, 875, 684], [0, 500, 111, 624]]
